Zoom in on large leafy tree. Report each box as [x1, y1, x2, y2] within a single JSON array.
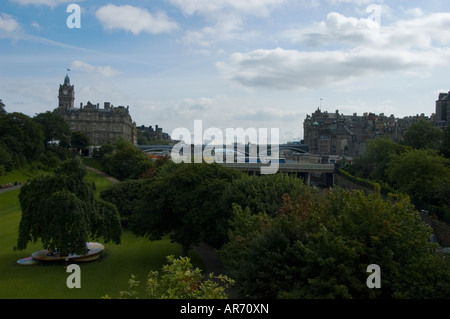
[[101, 139, 154, 181], [16, 157, 122, 256], [361, 137, 408, 182], [130, 162, 242, 255], [70, 131, 90, 153], [0, 112, 44, 168], [401, 119, 443, 150], [34, 111, 71, 147], [0, 99, 6, 117], [222, 188, 450, 299], [441, 125, 450, 158], [386, 149, 450, 208]]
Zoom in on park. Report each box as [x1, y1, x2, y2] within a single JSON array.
[[0, 162, 206, 299]]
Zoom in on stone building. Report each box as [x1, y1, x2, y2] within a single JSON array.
[[54, 74, 137, 146], [435, 92, 450, 129], [303, 108, 429, 158]]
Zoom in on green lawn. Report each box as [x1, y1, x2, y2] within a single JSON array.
[[0, 168, 205, 299], [0, 166, 37, 185]]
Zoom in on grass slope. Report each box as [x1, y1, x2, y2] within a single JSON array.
[[0, 167, 205, 299]]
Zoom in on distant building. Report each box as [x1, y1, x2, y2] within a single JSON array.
[[54, 74, 137, 146], [435, 92, 450, 129], [303, 108, 430, 158], [137, 125, 172, 145]]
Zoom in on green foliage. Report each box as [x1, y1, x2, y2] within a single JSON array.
[[0, 112, 44, 169], [131, 162, 242, 254], [221, 188, 450, 299], [221, 173, 311, 218], [16, 157, 122, 255], [0, 99, 6, 117], [362, 137, 408, 182], [100, 179, 145, 227], [386, 149, 450, 208], [33, 111, 71, 147], [401, 119, 443, 150], [101, 139, 154, 181], [441, 125, 450, 158], [70, 131, 90, 151], [114, 255, 234, 299]]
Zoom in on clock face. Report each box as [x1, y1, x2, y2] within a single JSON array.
[[63, 90, 68, 95]]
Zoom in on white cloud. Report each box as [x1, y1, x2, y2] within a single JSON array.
[[168, 0, 286, 18], [10, 0, 78, 8], [96, 4, 179, 35], [217, 47, 450, 90], [171, 0, 285, 47], [0, 13, 22, 33], [217, 10, 450, 91], [71, 60, 120, 78]]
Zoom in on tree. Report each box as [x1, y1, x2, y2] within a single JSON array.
[[106, 255, 234, 299], [361, 137, 408, 182], [130, 162, 242, 255], [222, 188, 450, 299], [221, 173, 313, 219], [0, 112, 44, 168], [100, 179, 145, 227], [386, 149, 450, 208], [401, 120, 443, 150], [34, 111, 71, 147], [70, 131, 90, 153], [15, 157, 122, 256], [440, 125, 450, 158], [0, 99, 6, 117], [101, 139, 154, 181]]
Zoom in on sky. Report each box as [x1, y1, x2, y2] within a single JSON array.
[[1, 0, 450, 143]]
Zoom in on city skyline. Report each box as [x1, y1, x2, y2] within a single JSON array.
[[1, 0, 450, 143]]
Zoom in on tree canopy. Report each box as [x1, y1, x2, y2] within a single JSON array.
[[221, 188, 450, 299], [401, 119, 443, 150], [100, 139, 154, 181], [16, 157, 122, 256], [130, 162, 242, 255]]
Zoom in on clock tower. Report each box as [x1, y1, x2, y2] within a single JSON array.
[[58, 74, 74, 109]]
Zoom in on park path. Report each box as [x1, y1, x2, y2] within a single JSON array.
[[85, 166, 120, 184], [0, 185, 22, 194]]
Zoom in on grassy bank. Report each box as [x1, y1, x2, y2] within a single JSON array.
[[0, 167, 205, 299]]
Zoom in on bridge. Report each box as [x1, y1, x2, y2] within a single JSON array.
[[138, 143, 309, 155], [220, 162, 335, 187], [138, 143, 334, 187]]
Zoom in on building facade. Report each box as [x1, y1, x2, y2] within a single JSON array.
[[303, 108, 430, 158], [54, 75, 137, 146], [435, 92, 450, 129]]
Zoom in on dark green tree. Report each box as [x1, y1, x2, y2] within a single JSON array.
[[440, 125, 450, 158], [401, 120, 443, 150], [34, 111, 71, 147], [70, 131, 90, 153], [222, 188, 450, 299], [221, 173, 313, 218], [16, 157, 121, 256], [101, 139, 154, 180], [0, 99, 6, 117], [0, 112, 44, 168], [131, 162, 242, 255], [361, 137, 408, 182], [386, 149, 450, 208], [100, 179, 145, 227]]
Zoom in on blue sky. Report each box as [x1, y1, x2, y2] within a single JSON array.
[[1, 0, 450, 142]]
